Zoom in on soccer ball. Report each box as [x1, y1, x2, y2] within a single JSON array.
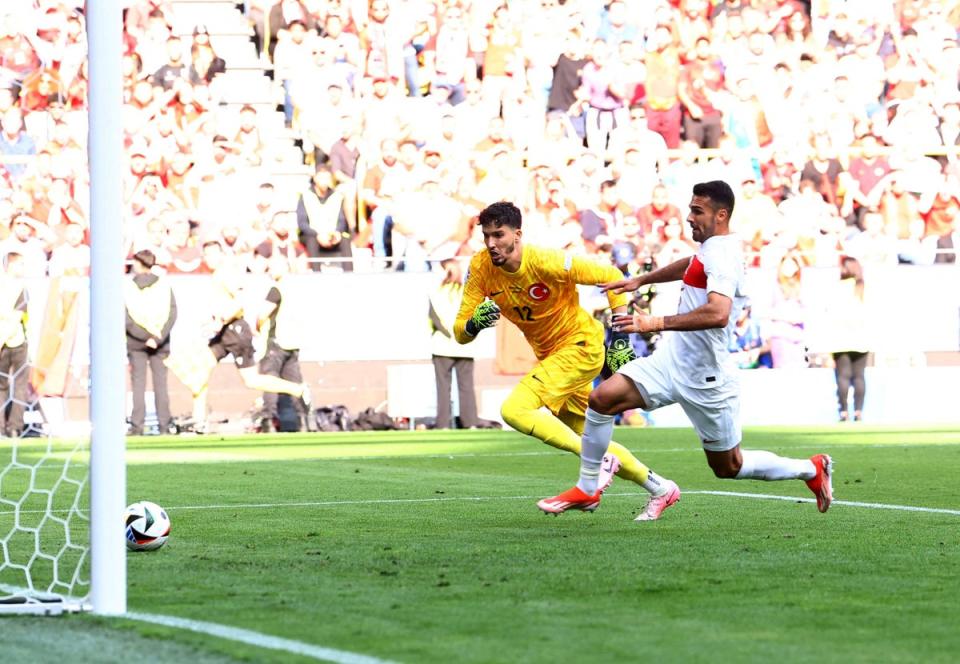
[[124, 501, 171, 551]]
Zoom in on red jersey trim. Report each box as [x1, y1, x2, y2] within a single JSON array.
[[683, 256, 707, 289]]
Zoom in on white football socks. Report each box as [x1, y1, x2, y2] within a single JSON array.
[[736, 450, 816, 481], [642, 470, 666, 495], [576, 408, 615, 495]]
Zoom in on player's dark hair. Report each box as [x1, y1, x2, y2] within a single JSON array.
[[479, 201, 522, 229], [693, 180, 735, 217]]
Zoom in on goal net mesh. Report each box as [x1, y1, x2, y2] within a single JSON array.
[[0, 358, 90, 613]]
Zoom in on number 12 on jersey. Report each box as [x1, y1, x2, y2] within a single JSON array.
[[513, 305, 534, 321]]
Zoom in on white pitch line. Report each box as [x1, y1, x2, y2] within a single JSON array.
[[3, 490, 959, 518], [158, 492, 959, 517], [686, 490, 960, 516], [124, 612, 396, 664]]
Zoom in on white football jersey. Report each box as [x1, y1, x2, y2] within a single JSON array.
[[664, 234, 746, 388]]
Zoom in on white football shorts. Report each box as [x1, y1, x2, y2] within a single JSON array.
[[618, 350, 742, 451]]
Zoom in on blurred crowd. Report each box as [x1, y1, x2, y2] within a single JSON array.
[[0, 0, 958, 369]]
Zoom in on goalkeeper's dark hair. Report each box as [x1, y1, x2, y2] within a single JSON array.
[[693, 180, 735, 217], [479, 201, 522, 229]]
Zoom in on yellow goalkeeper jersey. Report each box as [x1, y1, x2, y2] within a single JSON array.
[[454, 245, 628, 359]]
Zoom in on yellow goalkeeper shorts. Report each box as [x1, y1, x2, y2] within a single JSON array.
[[518, 338, 604, 417]]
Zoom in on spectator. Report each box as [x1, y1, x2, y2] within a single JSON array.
[[327, 117, 362, 232], [267, 0, 312, 60], [47, 220, 89, 277], [0, 107, 36, 180], [578, 179, 631, 253], [643, 24, 682, 149], [635, 182, 683, 240], [729, 299, 772, 369], [828, 255, 869, 422], [428, 5, 472, 106], [232, 104, 263, 166], [152, 35, 187, 91], [765, 250, 808, 369], [678, 36, 725, 149], [844, 208, 900, 267], [0, 215, 46, 277], [581, 39, 627, 153], [257, 211, 308, 274], [479, 5, 523, 117], [878, 171, 925, 262], [187, 25, 226, 86], [547, 30, 586, 116], [843, 133, 892, 224], [919, 167, 959, 264]]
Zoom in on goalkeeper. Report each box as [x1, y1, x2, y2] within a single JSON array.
[[455, 202, 675, 513]]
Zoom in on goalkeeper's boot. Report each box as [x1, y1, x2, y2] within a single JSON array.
[[597, 453, 621, 494], [634, 480, 680, 522], [805, 454, 833, 513], [537, 486, 602, 515]]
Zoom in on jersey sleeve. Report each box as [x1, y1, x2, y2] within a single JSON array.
[[703, 240, 740, 299], [454, 255, 486, 344], [566, 253, 629, 309]]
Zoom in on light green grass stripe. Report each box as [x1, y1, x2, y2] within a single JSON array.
[[125, 612, 397, 664]]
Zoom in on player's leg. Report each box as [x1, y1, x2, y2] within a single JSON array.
[[557, 386, 660, 492], [575, 354, 681, 520], [685, 384, 832, 513], [833, 351, 852, 421], [586, 375, 670, 495], [500, 381, 582, 453], [850, 351, 868, 421], [540, 372, 678, 517]]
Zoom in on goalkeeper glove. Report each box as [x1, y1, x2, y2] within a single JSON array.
[[465, 299, 501, 336], [605, 331, 636, 374]]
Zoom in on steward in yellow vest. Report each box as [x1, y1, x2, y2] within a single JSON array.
[[296, 167, 353, 272], [428, 257, 478, 429], [0, 252, 29, 437], [124, 249, 177, 436]]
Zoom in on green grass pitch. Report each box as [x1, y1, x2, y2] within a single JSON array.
[[3, 426, 960, 663]]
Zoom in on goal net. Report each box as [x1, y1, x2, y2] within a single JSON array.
[[0, 366, 91, 615]]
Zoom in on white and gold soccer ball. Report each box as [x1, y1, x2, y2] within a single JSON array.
[[124, 501, 171, 551]]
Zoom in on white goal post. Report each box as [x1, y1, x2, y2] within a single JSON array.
[[0, 0, 126, 616]]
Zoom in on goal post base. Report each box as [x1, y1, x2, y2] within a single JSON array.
[[0, 595, 89, 616]]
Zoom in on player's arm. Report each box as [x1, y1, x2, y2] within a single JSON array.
[[453, 261, 499, 343], [613, 291, 732, 334], [257, 287, 281, 332], [563, 254, 636, 371], [601, 256, 693, 294], [565, 254, 630, 310]]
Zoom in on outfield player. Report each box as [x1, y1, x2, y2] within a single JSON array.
[[454, 202, 677, 516], [539, 181, 833, 520]]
